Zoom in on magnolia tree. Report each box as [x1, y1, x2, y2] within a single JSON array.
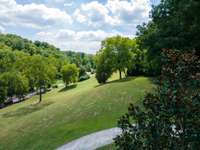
[[115, 49, 200, 149]]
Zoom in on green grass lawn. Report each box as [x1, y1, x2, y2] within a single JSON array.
[[0, 74, 154, 150], [97, 144, 116, 150]]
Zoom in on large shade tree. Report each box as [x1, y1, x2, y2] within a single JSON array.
[[27, 55, 56, 103], [96, 36, 134, 82], [101, 36, 133, 79]]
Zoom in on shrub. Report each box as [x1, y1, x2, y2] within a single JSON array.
[[52, 85, 58, 88], [115, 49, 200, 149], [96, 70, 112, 84], [78, 66, 90, 81]]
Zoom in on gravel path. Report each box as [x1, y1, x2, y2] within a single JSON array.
[[56, 127, 122, 150]]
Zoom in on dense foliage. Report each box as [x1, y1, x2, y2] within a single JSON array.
[[0, 72, 29, 100], [115, 50, 200, 149], [0, 49, 58, 104], [0, 33, 65, 57], [137, 0, 200, 74]]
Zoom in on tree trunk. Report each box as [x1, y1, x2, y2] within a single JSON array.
[[39, 87, 42, 103], [119, 70, 122, 79], [65, 82, 67, 88], [124, 70, 127, 78]]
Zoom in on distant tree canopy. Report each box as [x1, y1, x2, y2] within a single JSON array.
[[64, 51, 95, 72], [0, 33, 94, 106], [0, 34, 60, 56]]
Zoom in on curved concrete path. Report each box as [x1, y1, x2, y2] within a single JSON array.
[[57, 127, 122, 150]]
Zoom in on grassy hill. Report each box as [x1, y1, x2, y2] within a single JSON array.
[[0, 74, 154, 150]]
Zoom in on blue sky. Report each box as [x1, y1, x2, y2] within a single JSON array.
[[0, 0, 159, 54]]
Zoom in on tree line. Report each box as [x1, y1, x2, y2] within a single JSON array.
[[0, 34, 95, 107]]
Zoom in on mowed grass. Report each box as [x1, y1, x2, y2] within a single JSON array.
[[0, 74, 154, 150], [98, 144, 116, 150]]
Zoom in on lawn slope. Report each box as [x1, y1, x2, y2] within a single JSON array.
[[0, 75, 154, 150]]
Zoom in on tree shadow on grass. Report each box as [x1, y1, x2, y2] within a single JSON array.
[[95, 77, 136, 88], [1, 101, 54, 118], [58, 84, 77, 92]]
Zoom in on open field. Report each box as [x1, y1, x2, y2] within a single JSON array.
[[0, 74, 154, 150]]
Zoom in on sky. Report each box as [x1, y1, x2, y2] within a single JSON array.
[[0, 0, 160, 54]]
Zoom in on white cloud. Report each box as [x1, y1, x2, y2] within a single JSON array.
[[0, 25, 5, 33], [59, 41, 101, 54], [36, 29, 132, 53], [64, 2, 74, 7], [73, 0, 151, 28], [73, 9, 87, 23], [106, 0, 151, 24], [0, 0, 72, 29], [37, 30, 103, 53], [73, 1, 119, 27]]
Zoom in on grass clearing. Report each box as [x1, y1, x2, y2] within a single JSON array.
[[0, 74, 154, 150], [97, 144, 116, 150]]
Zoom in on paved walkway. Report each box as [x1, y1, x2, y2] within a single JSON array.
[[57, 127, 122, 150]]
